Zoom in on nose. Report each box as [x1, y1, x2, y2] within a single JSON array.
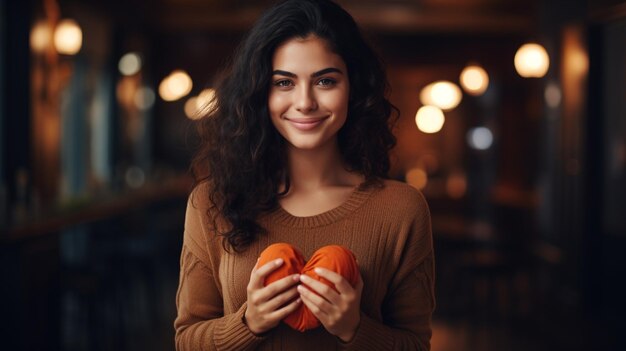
[[294, 85, 317, 113]]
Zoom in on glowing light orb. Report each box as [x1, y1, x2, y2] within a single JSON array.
[[415, 105, 445, 134], [119, 52, 142, 76], [420, 81, 462, 111], [54, 19, 82, 55], [514, 43, 549, 78], [460, 65, 489, 96]]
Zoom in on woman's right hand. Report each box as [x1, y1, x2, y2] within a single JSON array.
[[244, 258, 302, 335]]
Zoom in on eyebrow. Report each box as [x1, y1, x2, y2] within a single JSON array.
[[272, 67, 343, 78]]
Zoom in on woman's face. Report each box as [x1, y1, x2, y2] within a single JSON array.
[[268, 35, 350, 152]]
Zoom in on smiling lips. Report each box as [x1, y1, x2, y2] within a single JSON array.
[[284, 116, 328, 131]]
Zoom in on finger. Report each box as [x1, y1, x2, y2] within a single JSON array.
[[249, 258, 284, 289], [266, 296, 302, 322], [264, 285, 299, 311], [300, 274, 341, 305], [313, 268, 353, 295], [298, 284, 333, 315], [299, 287, 330, 319], [257, 274, 300, 301]]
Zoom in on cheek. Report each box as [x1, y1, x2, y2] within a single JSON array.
[[268, 94, 286, 133], [268, 92, 287, 117], [324, 90, 350, 120], [268, 93, 279, 117]]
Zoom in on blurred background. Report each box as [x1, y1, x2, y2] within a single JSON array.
[[1, 0, 625, 350]]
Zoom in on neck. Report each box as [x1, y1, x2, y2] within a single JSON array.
[[284, 139, 355, 192]]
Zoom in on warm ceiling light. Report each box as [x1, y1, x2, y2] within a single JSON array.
[[460, 64, 489, 96], [167, 70, 193, 97], [514, 43, 549, 78], [159, 70, 193, 102], [30, 21, 52, 53], [419, 81, 462, 111], [54, 19, 82, 55], [119, 52, 142, 76], [415, 105, 445, 134]]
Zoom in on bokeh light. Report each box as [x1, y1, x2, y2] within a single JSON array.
[[406, 168, 428, 190], [159, 70, 193, 102], [53, 19, 82, 55], [196, 88, 217, 114], [467, 126, 494, 150], [415, 105, 445, 134], [184, 97, 200, 120], [134, 86, 155, 110], [545, 82, 562, 108], [30, 21, 52, 53], [446, 172, 467, 199], [119, 52, 142, 76], [514, 43, 549, 78], [460, 64, 489, 96], [420, 81, 462, 111], [116, 76, 137, 107]]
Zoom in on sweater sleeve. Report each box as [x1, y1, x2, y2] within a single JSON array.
[[174, 192, 266, 351], [339, 190, 435, 351]]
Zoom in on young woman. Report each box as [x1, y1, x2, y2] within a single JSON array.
[[175, 0, 435, 350]]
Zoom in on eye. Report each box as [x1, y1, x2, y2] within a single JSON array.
[[273, 79, 294, 88], [317, 78, 336, 87]]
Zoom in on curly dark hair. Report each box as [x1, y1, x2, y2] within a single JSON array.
[[191, 0, 398, 252]]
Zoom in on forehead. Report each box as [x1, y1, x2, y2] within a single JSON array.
[[272, 35, 346, 71]]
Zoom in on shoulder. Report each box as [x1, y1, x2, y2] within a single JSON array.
[[370, 179, 430, 217], [378, 179, 424, 199], [189, 181, 214, 212], [372, 180, 433, 258], [188, 181, 227, 225], [185, 181, 224, 264]]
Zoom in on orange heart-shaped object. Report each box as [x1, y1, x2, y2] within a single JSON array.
[[257, 243, 360, 332]]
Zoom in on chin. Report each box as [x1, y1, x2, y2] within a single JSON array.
[[287, 140, 324, 150], [283, 134, 333, 150]]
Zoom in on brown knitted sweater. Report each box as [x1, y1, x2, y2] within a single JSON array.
[[174, 179, 435, 350]]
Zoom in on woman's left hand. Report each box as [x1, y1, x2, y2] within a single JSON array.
[[297, 268, 363, 342]]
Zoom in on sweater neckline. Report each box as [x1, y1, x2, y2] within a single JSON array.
[[270, 183, 375, 228]]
